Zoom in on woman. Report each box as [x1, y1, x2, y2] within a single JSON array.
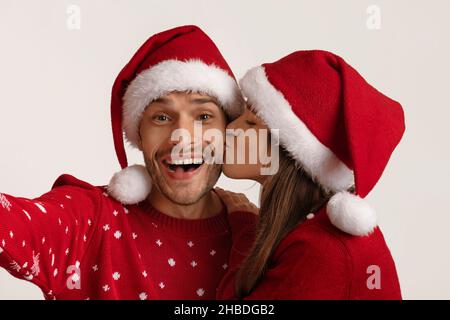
[[216, 50, 405, 299]]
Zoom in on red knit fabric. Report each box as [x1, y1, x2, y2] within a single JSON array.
[[217, 206, 402, 300], [0, 174, 257, 300]]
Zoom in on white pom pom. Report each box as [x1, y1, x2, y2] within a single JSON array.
[[107, 164, 152, 205], [326, 191, 377, 236]]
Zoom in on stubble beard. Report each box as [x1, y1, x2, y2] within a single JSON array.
[[143, 153, 222, 206]]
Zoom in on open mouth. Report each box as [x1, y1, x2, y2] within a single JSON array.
[[160, 157, 205, 180]]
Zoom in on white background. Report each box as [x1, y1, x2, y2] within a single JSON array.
[[0, 0, 449, 299]]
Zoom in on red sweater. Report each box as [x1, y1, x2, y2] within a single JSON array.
[[0, 174, 256, 300], [217, 206, 402, 300]]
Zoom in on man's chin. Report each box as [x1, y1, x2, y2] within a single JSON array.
[[149, 162, 221, 205], [161, 184, 207, 205], [157, 171, 210, 204]]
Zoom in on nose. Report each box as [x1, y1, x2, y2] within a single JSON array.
[[226, 116, 240, 131], [169, 113, 202, 147]]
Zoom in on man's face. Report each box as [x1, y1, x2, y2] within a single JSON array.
[[138, 91, 227, 205]]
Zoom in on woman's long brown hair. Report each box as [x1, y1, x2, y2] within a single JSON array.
[[234, 147, 332, 298]]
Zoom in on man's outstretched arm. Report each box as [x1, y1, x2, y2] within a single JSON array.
[[0, 174, 101, 298]]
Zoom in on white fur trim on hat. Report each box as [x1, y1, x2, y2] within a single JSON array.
[[326, 191, 377, 236], [107, 164, 152, 205], [239, 66, 354, 193], [122, 59, 244, 149]]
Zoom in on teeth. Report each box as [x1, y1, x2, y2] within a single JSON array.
[[166, 158, 203, 165], [172, 159, 185, 165]]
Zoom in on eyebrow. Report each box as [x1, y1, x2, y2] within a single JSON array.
[[189, 97, 219, 105], [152, 97, 173, 105]]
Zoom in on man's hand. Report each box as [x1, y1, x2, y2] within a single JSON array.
[[214, 187, 259, 215]]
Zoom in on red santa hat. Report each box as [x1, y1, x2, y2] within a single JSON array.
[[240, 50, 405, 236], [107, 25, 244, 205]]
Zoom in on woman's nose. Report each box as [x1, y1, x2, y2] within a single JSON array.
[[226, 117, 239, 130]]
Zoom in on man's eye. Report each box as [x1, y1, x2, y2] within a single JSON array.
[[154, 115, 170, 122], [198, 114, 212, 121], [245, 120, 256, 126]]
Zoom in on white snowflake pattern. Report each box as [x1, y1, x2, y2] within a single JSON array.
[[0, 193, 12, 211], [114, 231, 122, 239], [222, 263, 228, 270], [196, 288, 205, 297], [1, 239, 5, 247], [65, 195, 72, 200], [58, 218, 62, 226], [123, 207, 129, 214], [113, 210, 119, 217], [112, 272, 120, 280], [34, 202, 47, 214], [65, 226, 69, 234], [60, 204, 64, 209], [22, 240, 26, 247], [132, 232, 138, 239], [22, 209, 31, 221], [103, 224, 110, 231], [87, 219, 92, 226], [139, 292, 147, 300], [53, 268, 58, 277], [168, 258, 176, 267], [142, 271, 147, 278], [51, 254, 55, 267], [23, 273, 33, 281], [102, 284, 110, 292], [65, 248, 70, 256], [187, 240, 194, 247], [10, 261, 21, 272], [92, 265, 98, 272], [190, 261, 198, 268], [159, 282, 165, 289], [31, 251, 40, 276], [83, 235, 87, 242], [156, 239, 162, 247], [41, 237, 46, 244], [210, 250, 216, 256], [9, 231, 13, 239]]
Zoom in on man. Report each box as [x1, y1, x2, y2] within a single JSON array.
[[0, 25, 257, 300]]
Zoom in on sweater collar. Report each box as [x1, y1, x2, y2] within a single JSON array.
[[136, 199, 229, 238]]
